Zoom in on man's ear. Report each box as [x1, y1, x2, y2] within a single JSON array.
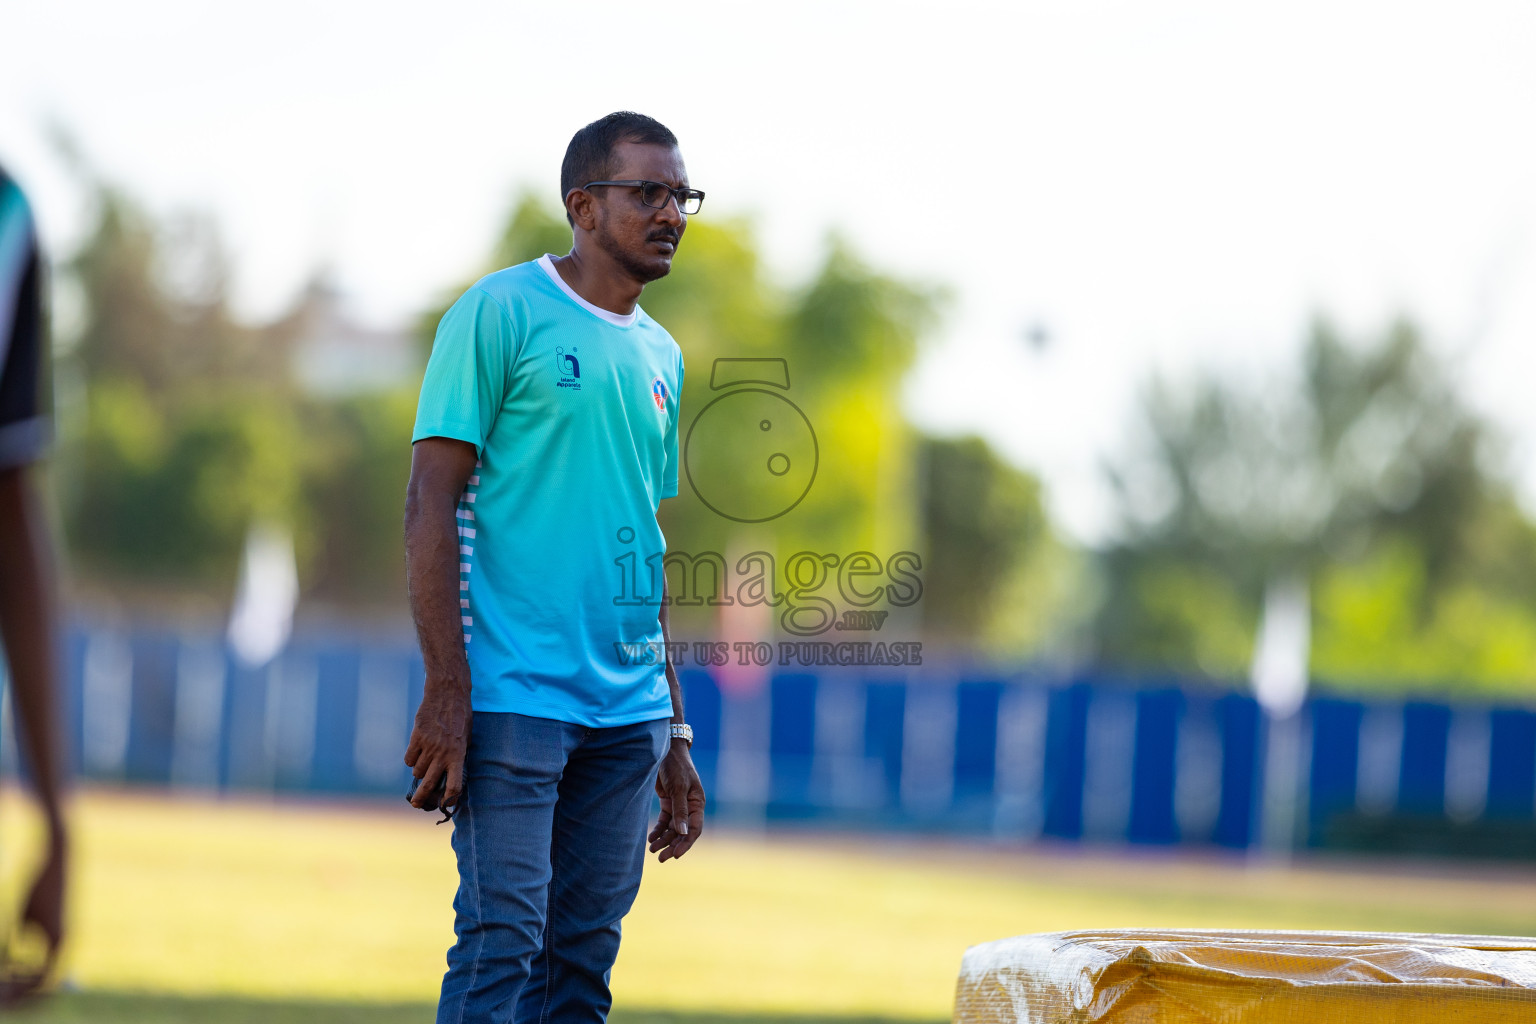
[[566, 188, 599, 233]]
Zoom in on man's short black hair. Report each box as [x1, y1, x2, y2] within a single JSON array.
[[560, 112, 679, 225]]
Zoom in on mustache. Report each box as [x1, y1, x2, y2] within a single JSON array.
[[648, 230, 681, 244]]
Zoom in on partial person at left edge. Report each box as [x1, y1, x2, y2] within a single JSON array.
[[0, 163, 71, 1005]]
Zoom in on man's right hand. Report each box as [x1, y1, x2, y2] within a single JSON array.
[[402, 436, 480, 814], [404, 679, 471, 811]]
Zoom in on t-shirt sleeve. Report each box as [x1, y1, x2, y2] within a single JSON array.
[[412, 286, 516, 456], [660, 348, 683, 499], [0, 203, 48, 472]]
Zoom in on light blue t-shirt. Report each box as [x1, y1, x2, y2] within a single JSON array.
[[412, 254, 683, 726]]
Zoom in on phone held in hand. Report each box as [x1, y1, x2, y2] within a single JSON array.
[[406, 773, 457, 823]]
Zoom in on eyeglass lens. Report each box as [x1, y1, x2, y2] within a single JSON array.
[[640, 182, 703, 215]]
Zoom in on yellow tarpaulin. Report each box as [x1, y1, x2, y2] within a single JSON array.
[[953, 929, 1536, 1023]]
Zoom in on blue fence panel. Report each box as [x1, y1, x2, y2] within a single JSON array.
[[1128, 688, 1181, 845], [952, 679, 1003, 822], [1213, 693, 1260, 849], [1487, 709, 1536, 820], [63, 629, 88, 778], [221, 657, 269, 791], [1399, 702, 1452, 816], [1042, 682, 1090, 840], [768, 672, 817, 812], [678, 667, 721, 796], [863, 681, 905, 811], [1308, 697, 1362, 843], [124, 631, 177, 785], [405, 651, 426, 730], [311, 647, 361, 793]]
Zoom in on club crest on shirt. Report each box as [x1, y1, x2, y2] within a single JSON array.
[[556, 346, 581, 390], [651, 376, 669, 412]]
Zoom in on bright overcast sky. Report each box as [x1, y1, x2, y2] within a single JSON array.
[[4, 0, 1535, 542]]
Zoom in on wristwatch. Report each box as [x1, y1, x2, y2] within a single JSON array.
[[669, 723, 693, 747]]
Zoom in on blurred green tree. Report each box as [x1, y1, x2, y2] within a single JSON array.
[[918, 434, 1084, 659], [58, 185, 305, 603], [297, 388, 418, 609], [1096, 317, 1536, 692]]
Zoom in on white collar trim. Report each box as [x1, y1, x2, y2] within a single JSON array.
[[537, 254, 638, 327]]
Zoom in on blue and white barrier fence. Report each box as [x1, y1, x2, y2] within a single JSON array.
[[3, 625, 1534, 853]]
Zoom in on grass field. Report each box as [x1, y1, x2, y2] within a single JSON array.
[[3, 788, 1536, 1022]]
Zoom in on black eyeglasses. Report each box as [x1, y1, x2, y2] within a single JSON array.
[[581, 180, 705, 215]]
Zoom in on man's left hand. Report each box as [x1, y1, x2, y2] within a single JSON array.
[[649, 739, 705, 862]]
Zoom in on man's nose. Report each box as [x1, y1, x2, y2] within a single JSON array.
[[656, 195, 685, 225]]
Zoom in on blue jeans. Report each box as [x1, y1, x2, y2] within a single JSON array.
[[436, 712, 670, 1024]]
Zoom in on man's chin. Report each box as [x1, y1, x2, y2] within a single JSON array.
[[602, 235, 676, 284], [629, 254, 674, 284]]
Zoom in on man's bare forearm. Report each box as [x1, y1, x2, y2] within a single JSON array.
[[401, 439, 477, 804], [404, 486, 471, 697], [659, 576, 684, 725], [0, 467, 67, 827]]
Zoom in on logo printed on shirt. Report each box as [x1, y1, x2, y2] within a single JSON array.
[[556, 346, 581, 391], [651, 376, 669, 412]]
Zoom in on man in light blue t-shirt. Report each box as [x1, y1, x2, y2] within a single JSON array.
[[403, 112, 706, 1023]]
